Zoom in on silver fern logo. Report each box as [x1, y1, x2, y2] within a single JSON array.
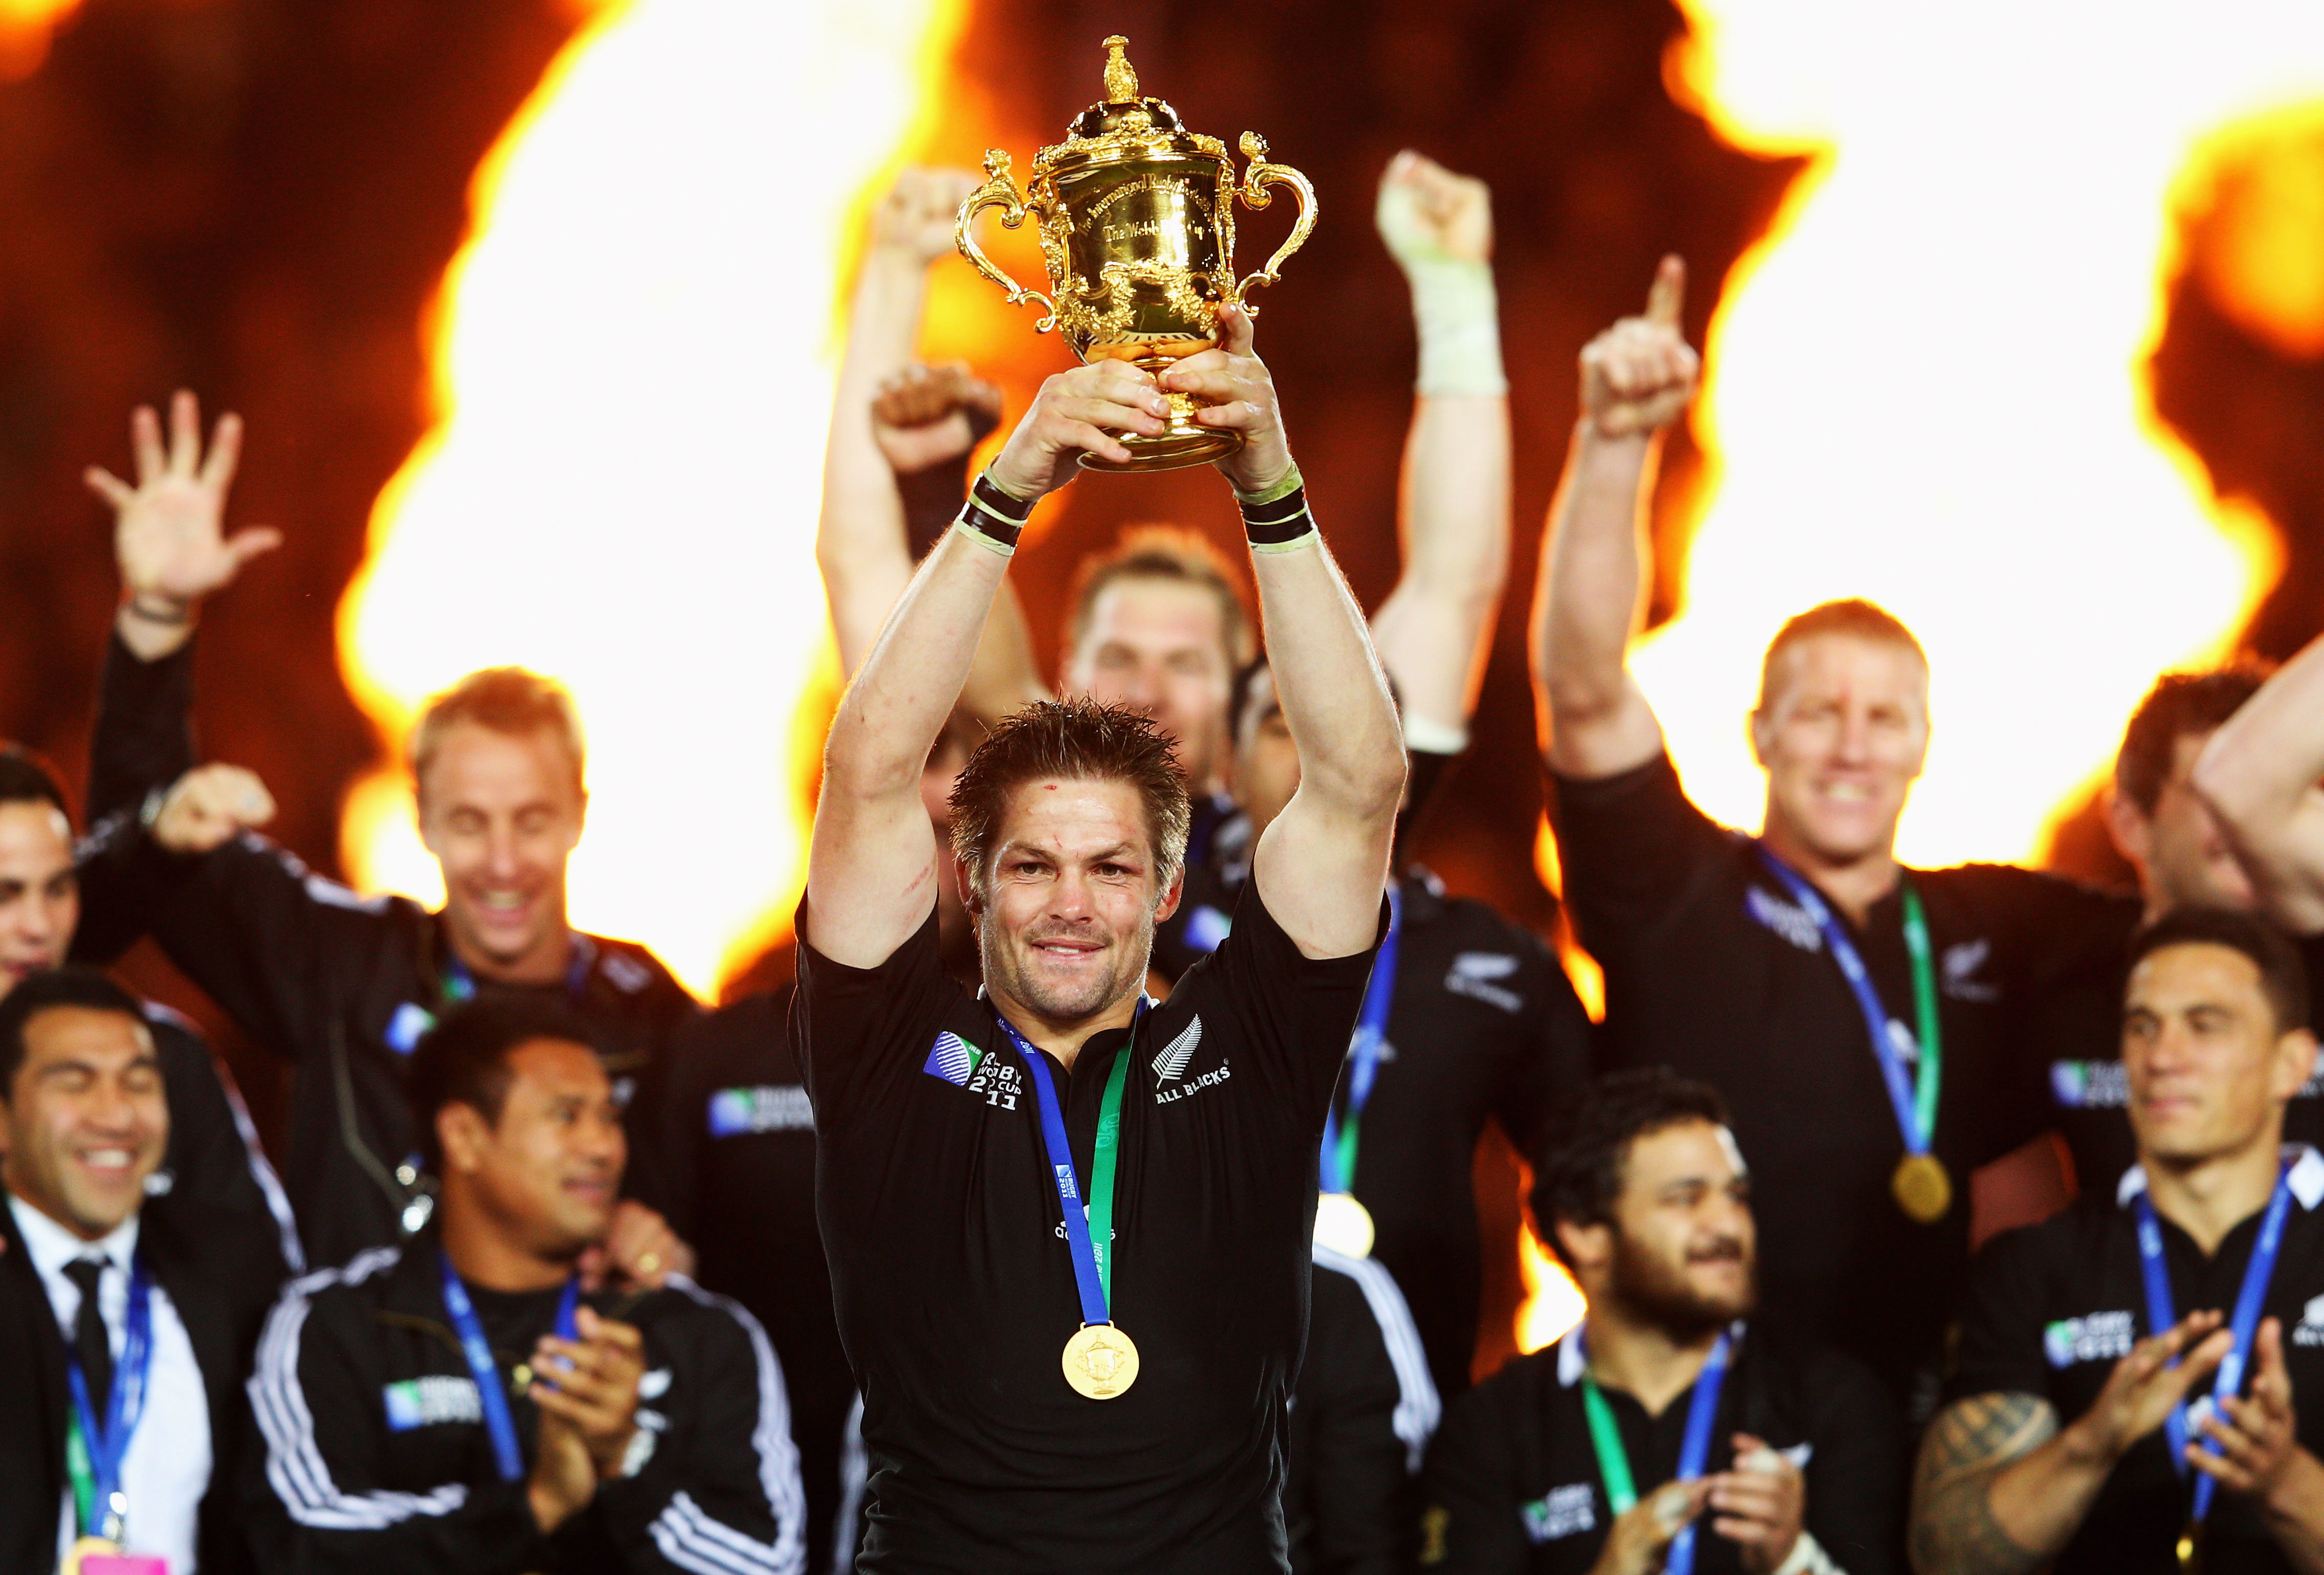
[[1151, 1016, 1202, 1082]]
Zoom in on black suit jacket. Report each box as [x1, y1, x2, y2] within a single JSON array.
[[0, 1193, 282, 1573]]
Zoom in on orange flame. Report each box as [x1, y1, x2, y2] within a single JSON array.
[[0, 0, 81, 80], [1626, 1, 2319, 868], [338, 0, 966, 998]]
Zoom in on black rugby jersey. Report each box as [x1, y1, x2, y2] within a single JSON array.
[[1948, 1145, 2324, 1575], [1552, 752, 2128, 1411], [1419, 1326, 1902, 1575], [793, 878, 1384, 1574]]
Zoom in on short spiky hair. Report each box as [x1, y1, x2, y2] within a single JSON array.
[[1756, 598, 1927, 714], [947, 699, 1192, 896], [2115, 666, 2270, 816], [2129, 905, 2309, 1036], [409, 667, 586, 794]]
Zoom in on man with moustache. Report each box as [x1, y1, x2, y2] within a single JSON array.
[[795, 299, 1405, 1570], [245, 997, 804, 1572], [72, 393, 697, 1274], [1420, 1070, 1901, 1574], [1533, 260, 2134, 1412], [0, 968, 281, 1573], [1914, 908, 2324, 1574]]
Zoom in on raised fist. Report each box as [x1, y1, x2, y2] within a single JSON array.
[[1580, 256, 1700, 439], [872, 167, 983, 266], [873, 362, 1004, 475], [1375, 149, 1493, 268], [152, 763, 276, 856]]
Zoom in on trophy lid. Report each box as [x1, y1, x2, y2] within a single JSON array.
[[1066, 35, 1188, 141]]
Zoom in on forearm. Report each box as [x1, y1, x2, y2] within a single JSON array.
[[1368, 390, 1510, 739], [1533, 423, 1655, 725], [2263, 1449, 2324, 1575], [1912, 1401, 2112, 1575], [2194, 633, 2324, 931], [89, 628, 198, 826], [818, 248, 935, 675]]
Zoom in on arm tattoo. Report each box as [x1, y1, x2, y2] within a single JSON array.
[[1909, 1392, 2058, 1575]]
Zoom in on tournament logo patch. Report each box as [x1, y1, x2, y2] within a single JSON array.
[[1183, 906, 1233, 955], [1519, 1482, 1595, 1543], [923, 1031, 981, 1087], [2295, 1294, 2324, 1348], [1151, 1017, 1202, 1082], [2050, 1059, 2130, 1110], [385, 1002, 435, 1056], [2045, 1310, 2135, 1368], [383, 1375, 481, 1431], [707, 1084, 814, 1137]]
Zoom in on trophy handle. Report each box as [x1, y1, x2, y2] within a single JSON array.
[[955, 150, 1059, 333], [1231, 132, 1319, 312]]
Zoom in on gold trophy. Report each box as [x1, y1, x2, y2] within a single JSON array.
[[955, 35, 1318, 472]]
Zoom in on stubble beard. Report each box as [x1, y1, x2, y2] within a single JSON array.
[[982, 914, 1156, 1026], [1610, 1238, 1756, 1341]]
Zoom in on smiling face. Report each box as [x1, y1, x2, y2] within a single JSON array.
[[1560, 1119, 1756, 1337], [439, 1037, 624, 1259], [2124, 942, 2315, 1167], [1751, 632, 1930, 866], [0, 800, 78, 998], [1064, 578, 1236, 792], [964, 776, 1181, 1029], [1, 1005, 166, 1240], [416, 721, 586, 979]]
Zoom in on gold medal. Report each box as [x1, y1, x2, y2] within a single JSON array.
[[2177, 1518, 2202, 1573], [1062, 1322, 1141, 1399], [1314, 1191, 1376, 1258], [63, 1536, 124, 1575], [1893, 1153, 1952, 1223]]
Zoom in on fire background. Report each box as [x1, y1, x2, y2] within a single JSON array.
[[3, 0, 2322, 1371]]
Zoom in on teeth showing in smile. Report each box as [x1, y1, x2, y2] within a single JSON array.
[[79, 1148, 135, 1170], [478, 891, 529, 913]]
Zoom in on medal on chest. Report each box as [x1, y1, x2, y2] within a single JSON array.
[[1758, 849, 1950, 1223], [997, 1004, 1145, 1399]]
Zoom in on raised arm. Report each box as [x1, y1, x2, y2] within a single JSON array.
[[1163, 305, 1405, 959], [806, 358, 1175, 968], [1364, 151, 1510, 748], [2195, 635, 2324, 933], [1530, 258, 1697, 780], [1910, 1315, 2227, 1575]]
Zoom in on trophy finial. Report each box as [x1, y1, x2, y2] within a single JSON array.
[[1101, 36, 1139, 104]]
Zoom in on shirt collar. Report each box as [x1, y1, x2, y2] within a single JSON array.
[[1558, 1324, 1588, 1388], [2118, 1143, 2324, 1212], [6, 1190, 139, 1283]]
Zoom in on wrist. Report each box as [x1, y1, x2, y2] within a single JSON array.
[[2058, 1412, 2127, 1472], [1403, 256, 1506, 398], [120, 589, 193, 626], [528, 1478, 586, 1533], [952, 464, 1036, 556], [2261, 1446, 2324, 1524]]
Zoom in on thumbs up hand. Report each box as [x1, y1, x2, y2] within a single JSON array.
[[1580, 255, 1699, 439]]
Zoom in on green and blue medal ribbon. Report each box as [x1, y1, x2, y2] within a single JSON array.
[[437, 1251, 580, 1482], [993, 1004, 1143, 1323], [1575, 1324, 1731, 1575], [1321, 887, 1401, 1196], [63, 1254, 154, 1543]]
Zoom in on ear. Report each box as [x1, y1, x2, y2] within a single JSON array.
[[2106, 785, 2151, 869], [1154, 866, 1185, 925], [2274, 1027, 2319, 1106], [1552, 1216, 1612, 1278], [437, 1102, 492, 1176], [1746, 708, 1772, 768], [954, 855, 983, 920], [414, 788, 442, 858]]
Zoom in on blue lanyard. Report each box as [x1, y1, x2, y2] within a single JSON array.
[[437, 1251, 580, 1482], [64, 1253, 154, 1540], [1755, 847, 1934, 1156], [442, 933, 594, 1006], [2134, 1163, 2294, 1523], [993, 1002, 1145, 1328], [1575, 1323, 1733, 1575], [1321, 887, 1401, 1195]]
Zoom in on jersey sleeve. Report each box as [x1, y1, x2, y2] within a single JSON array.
[[1550, 752, 1735, 957], [87, 631, 198, 829], [1794, 1348, 1906, 1575], [1417, 1380, 1532, 1574], [1945, 1223, 2060, 1404], [1196, 876, 1387, 1124], [591, 1284, 808, 1575], [791, 899, 959, 1132], [152, 1016, 300, 1278], [1493, 935, 1593, 1160], [1296, 1263, 1424, 1575], [244, 1280, 553, 1574]]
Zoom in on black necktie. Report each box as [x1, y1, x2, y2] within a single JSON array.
[[63, 1257, 114, 1411]]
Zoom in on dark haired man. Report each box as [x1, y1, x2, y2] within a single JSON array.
[[0, 968, 280, 1573], [1421, 1069, 1901, 1574], [796, 297, 1406, 1570], [245, 996, 804, 1572], [1533, 261, 2152, 1410], [0, 745, 298, 1274], [71, 392, 697, 1273], [1915, 908, 2324, 1574]]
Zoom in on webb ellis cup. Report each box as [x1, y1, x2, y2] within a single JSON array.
[[955, 35, 1318, 472]]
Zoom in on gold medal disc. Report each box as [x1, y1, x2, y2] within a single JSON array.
[[63, 1537, 124, 1575], [1893, 1153, 1952, 1223], [1314, 1191, 1376, 1258], [1062, 1322, 1141, 1399]]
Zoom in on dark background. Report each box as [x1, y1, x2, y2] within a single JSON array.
[[3, 0, 2319, 1367]]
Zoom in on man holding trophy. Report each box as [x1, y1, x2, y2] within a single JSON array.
[[794, 40, 1408, 1572]]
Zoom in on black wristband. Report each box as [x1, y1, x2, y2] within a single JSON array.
[[953, 469, 1035, 553], [1239, 485, 1317, 549]]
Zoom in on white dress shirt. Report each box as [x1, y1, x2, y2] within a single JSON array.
[[9, 1193, 211, 1573]]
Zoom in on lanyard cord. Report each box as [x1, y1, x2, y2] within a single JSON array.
[[994, 1003, 1144, 1322], [1574, 1326, 1733, 1575], [1322, 886, 1402, 1195]]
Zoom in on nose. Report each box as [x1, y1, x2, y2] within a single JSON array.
[[1834, 708, 1874, 764]]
